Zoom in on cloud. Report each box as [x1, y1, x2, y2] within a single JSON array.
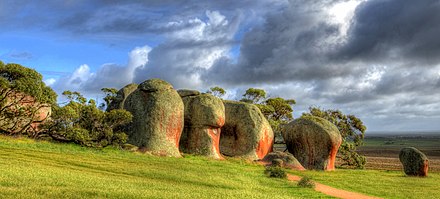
[[133, 10, 240, 89], [51, 46, 151, 96]]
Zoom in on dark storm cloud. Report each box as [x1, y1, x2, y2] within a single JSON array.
[[337, 0, 440, 64], [202, 0, 351, 85], [0, 0, 283, 36]]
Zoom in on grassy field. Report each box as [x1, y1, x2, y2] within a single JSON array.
[[1, 135, 439, 198], [0, 135, 330, 199], [289, 169, 440, 199]]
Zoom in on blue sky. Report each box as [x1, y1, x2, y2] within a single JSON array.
[[1, 0, 440, 132]]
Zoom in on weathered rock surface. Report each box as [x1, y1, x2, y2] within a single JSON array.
[[179, 92, 225, 159], [123, 79, 184, 157], [220, 100, 274, 160], [282, 116, 342, 170], [107, 83, 138, 111], [399, 147, 429, 177], [177, 89, 201, 97], [262, 151, 305, 170]]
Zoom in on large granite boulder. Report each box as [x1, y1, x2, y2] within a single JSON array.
[[282, 116, 342, 170], [107, 83, 138, 111], [399, 147, 429, 177], [220, 100, 274, 160], [262, 151, 305, 170], [123, 79, 184, 157], [179, 91, 225, 159]]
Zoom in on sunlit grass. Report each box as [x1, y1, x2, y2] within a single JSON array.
[[290, 169, 440, 199], [0, 135, 330, 198]]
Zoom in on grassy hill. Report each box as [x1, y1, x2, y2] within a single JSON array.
[[0, 135, 329, 198]]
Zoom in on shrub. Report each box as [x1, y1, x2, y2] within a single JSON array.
[[264, 166, 287, 179], [297, 176, 315, 188], [41, 91, 132, 148]]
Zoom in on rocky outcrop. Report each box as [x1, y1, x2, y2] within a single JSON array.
[[282, 116, 342, 171], [123, 79, 184, 157], [399, 147, 429, 177], [178, 91, 225, 159], [107, 83, 138, 111], [220, 100, 274, 160], [262, 151, 305, 170]]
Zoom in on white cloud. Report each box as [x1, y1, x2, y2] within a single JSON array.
[[43, 78, 56, 86], [51, 45, 151, 96]]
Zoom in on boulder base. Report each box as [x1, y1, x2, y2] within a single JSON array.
[[282, 116, 342, 170], [399, 147, 429, 177]]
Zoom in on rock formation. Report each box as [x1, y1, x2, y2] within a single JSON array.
[[178, 91, 225, 159], [399, 147, 429, 177], [220, 100, 274, 160], [107, 83, 138, 111], [282, 116, 342, 171], [262, 151, 305, 170], [123, 79, 184, 157]]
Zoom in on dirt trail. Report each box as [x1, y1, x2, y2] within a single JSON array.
[[287, 174, 383, 199]]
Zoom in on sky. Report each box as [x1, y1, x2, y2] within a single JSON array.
[[1, 0, 440, 133]]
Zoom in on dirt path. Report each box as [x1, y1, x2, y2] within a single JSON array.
[[287, 174, 383, 199]]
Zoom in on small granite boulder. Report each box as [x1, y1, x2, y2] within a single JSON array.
[[123, 79, 184, 157], [179, 91, 225, 159], [262, 151, 305, 170], [399, 147, 429, 177], [282, 116, 342, 171], [220, 100, 274, 160]]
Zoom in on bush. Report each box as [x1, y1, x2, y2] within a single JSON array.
[[41, 91, 132, 148], [297, 176, 315, 188], [264, 166, 287, 178]]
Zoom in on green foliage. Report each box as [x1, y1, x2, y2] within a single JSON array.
[[241, 88, 266, 104], [207, 86, 226, 98], [264, 166, 287, 179], [302, 107, 366, 168], [42, 91, 132, 148], [297, 176, 315, 188], [100, 87, 118, 110], [0, 61, 57, 135]]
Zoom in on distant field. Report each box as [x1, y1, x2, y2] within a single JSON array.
[[275, 133, 440, 171], [358, 134, 440, 171]]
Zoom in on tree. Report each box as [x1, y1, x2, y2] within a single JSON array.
[[100, 87, 118, 110], [0, 61, 57, 136], [207, 86, 226, 98], [41, 91, 132, 148], [241, 88, 266, 104], [302, 107, 367, 168], [240, 88, 295, 138]]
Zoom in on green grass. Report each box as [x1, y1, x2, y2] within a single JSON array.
[[0, 135, 331, 199], [290, 169, 440, 199]]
